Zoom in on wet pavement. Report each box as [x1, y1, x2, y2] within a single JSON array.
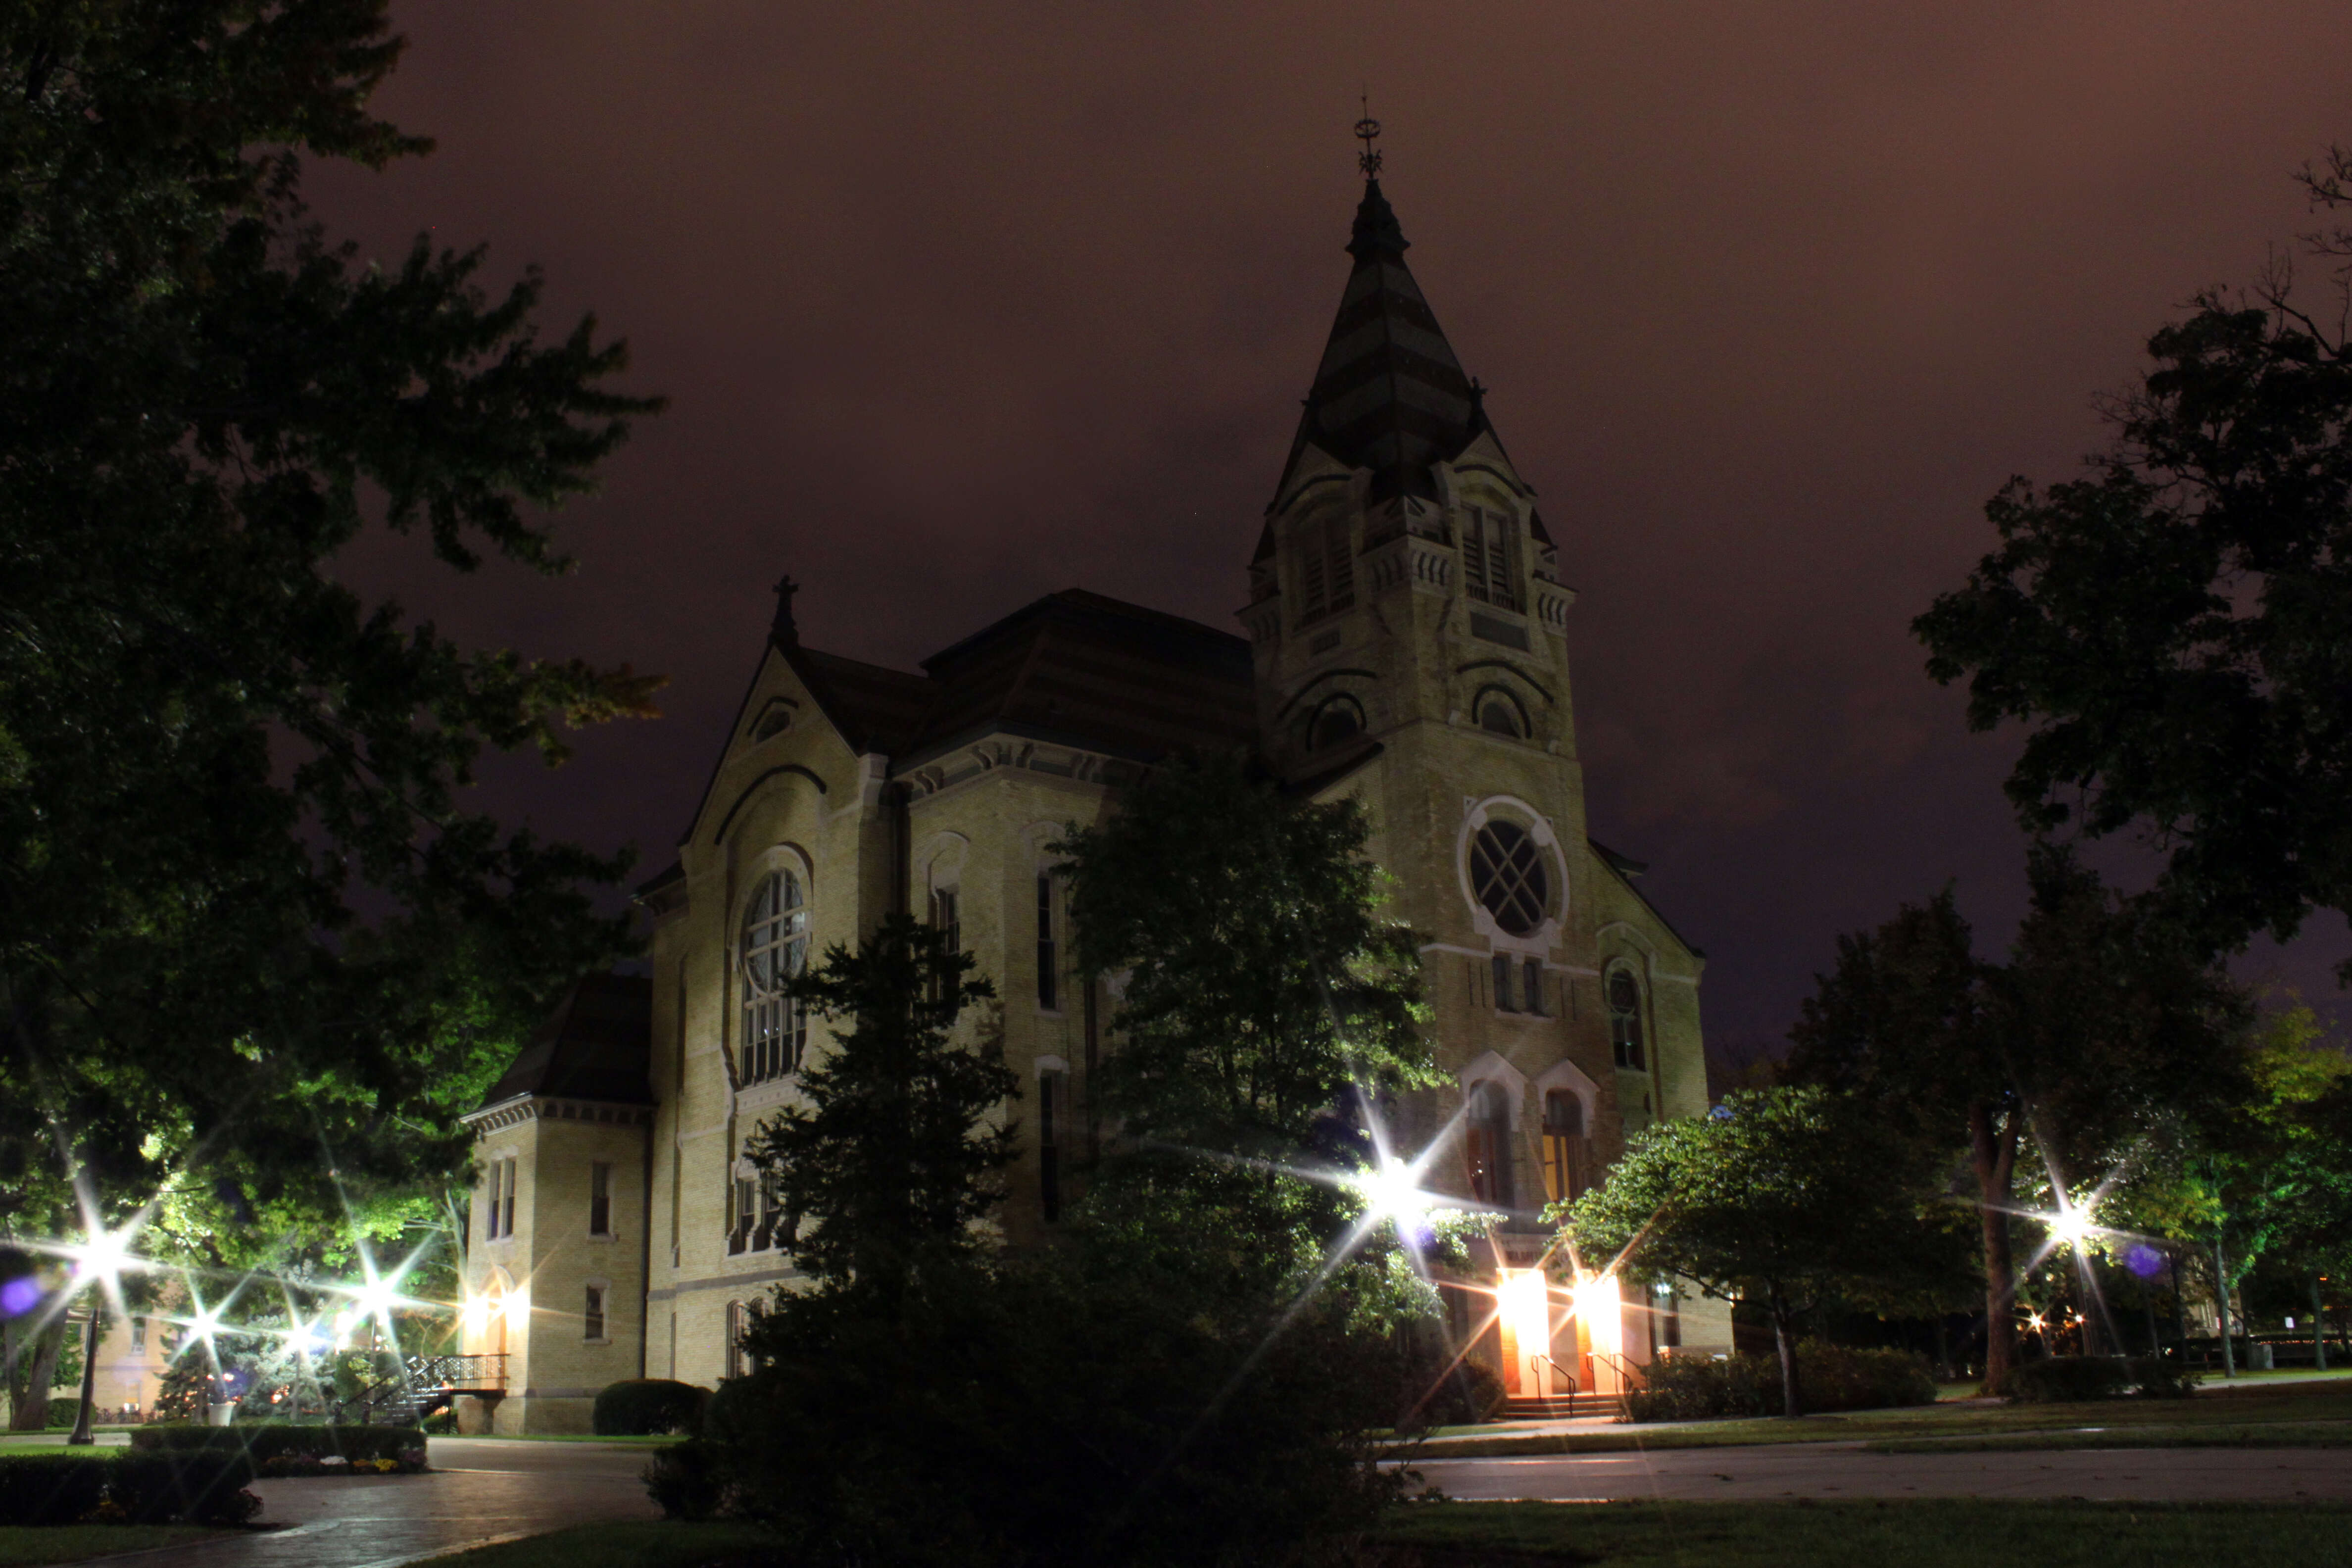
[[1404, 1441, 2352, 1502], [87, 1437, 664, 1567]]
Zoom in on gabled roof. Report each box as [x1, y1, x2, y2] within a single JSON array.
[[1273, 179, 1495, 517], [471, 972, 652, 1112], [900, 589, 1254, 766]]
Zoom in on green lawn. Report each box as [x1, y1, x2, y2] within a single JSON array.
[[1371, 1500, 2352, 1566], [408, 1521, 782, 1566], [0, 1526, 226, 1565], [1407, 1377, 2352, 1457]]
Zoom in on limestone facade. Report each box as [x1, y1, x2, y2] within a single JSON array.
[[458, 176, 1728, 1430]]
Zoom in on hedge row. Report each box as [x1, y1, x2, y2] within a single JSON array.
[[130, 1422, 427, 1466], [1623, 1343, 1938, 1421], [593, 1379, 710, 1437], [0, 1450, 259, 1526]]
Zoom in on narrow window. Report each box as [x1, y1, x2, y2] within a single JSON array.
[[1608, 969, 1647, 1071], [1297, 539, 1328, 625], [1465, 1081, 1514, 1209], [1461, 510, 1489, 601], [1486, 511, 1518, 611], [589, 1161, 613, 1237], [131, 1318, 146, 1355], [1541, 1090, 1588, 1204], [499, 1158, 516, 1239], [729, 1176, 754, 1255], [1325, 516, 1354, 613], [725, 1302, 747, 1380], [584, 1285, 606, 1342], [1491, 954, 1516, 1013], [484, 1162, 502, 1241], [931, 886, 960, 956], [1523, 960, 1545, 1016], [1036, 874, 1058, 1011], [1039, 1069, 1066, 1223]]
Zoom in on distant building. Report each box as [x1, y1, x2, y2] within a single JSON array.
[[456, 174, 1728, 1434]]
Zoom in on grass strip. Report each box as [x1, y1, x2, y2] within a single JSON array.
[[1369, 1499, 2352, 1567], [0, 1525, 226, 1566], [1867, 1420, 2352, 1453], [406, 1521, 785, 1565]]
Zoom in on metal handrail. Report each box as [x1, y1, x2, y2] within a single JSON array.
[[1534, 1353, 1581, 1397], [1592, 1349, 1649, 1391]]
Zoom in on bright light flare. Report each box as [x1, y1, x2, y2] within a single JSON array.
[[461, 1295, 490, 1337], [1570, 1272, 1624, 1361], [1356, 1157, 1440, 1229], [2046, 1202, 2095, 1251]]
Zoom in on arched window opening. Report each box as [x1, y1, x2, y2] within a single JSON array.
[[1469, 820, 1549, 937], [1475, 686, 1528, 738], [1608, 968, 1647, 1071], [1541, 1090, 1591, 1204], [741, 871, 809, 1082], [1308, 695, 1365, 751], [1293, 513, 1356, 627], [1465, 1081, 1514, 1209]]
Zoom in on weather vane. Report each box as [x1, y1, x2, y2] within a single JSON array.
[[1355, 92, 1382, 178]]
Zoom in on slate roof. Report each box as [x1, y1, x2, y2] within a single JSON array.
[[472, 972, 652, 1111], [1257, 179, 1543, 561]]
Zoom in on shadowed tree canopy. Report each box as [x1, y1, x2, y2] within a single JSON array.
[[1559, 1086, 1963, 1418], [1787, 844, 2249, 1389], [0, 2, 662, 1251], [747, 914, 1015, 1308], [1916, 146, 2352, 974], [1054, 753, 1434, 1158]]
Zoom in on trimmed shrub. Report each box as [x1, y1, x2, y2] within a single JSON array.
[[1408, 1356, 1507, 1429], [594, 1378, 710, 1436], [2001, 1355, 2197, 1403], [0, 1455, 109, 1526], [1623, 1342, 1937, 1422], [132, 1422, 426, 1472], [0, 1451, 258, 1525], [644, 1439, 725, 1521]]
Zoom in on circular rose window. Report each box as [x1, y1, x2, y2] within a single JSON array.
[[1469, 820, 1549, 936]]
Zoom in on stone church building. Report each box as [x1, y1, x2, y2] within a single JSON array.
[[454, 174, 1729, 1434]]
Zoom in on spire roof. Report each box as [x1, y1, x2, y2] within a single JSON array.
[[1277, 178, 1487, 511]]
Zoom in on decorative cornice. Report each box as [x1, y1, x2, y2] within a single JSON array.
[[461, 1095, 656, 1135]]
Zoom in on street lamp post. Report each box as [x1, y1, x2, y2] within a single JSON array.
[[64, 1305, 101, 1446]]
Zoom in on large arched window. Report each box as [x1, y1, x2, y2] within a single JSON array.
[[1607, 966, 1646, 1071], [1465, 1080, 1514, 1209], [741, 871, 809, 1083], [1469, 820, 1549, 937]]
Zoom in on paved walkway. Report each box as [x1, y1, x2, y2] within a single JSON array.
[[1404, 1441, 2352, 1502], [89, 1438, 664, 1568]]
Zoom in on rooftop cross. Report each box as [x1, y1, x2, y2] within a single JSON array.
[[1354, 95, 1382, 179]]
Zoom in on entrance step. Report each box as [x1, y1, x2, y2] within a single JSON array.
[[1497, 1394, 1621, 1421]]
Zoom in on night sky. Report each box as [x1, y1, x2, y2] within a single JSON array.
[[313, 2, 2352, 1059]]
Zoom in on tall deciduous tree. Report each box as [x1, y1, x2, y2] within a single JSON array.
[[747, 915, 1014, 1309], [0, 5, 661, 1251], [1916, 146, 2352, 973], [1788, 846, 2248, 1390], [1560, 1086, 1959, 1417]]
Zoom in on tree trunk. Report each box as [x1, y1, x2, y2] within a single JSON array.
[[2313, 1274, 2329, 1373], [2213, 1233, 2235, 1378], [2169, 1252, 2188, 1357], [1770, 1286, 1803, 1419], [5, 1322, 64, 1431], [65, 1307, 100, 1445], [1966, 1099, 2021, 1394]]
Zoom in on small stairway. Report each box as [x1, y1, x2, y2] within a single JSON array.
[[1497, 1394, 1622, 1421]]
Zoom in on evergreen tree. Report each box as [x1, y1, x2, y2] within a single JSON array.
[[746, 914, 1014, 1308], [0, 4, 661, 1252]]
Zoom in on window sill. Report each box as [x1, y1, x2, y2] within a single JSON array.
[[585, 1232, 617, 1244], [582, 1337, 612, 1347]]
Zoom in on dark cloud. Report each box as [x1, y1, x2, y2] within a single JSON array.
[[311, 0, 2352, 1050]]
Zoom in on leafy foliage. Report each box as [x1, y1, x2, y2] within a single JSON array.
[[1915, 148, 2352, 969], [0, 3, 661, 1247], [1560, 1087, 1966, 1416], [746, 914, 1014, 1304], [1624, 1341, 1937, 1422], [1787, 846, 2250, 1388]]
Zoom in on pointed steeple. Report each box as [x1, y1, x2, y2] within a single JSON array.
[[1276, 178, 1484, 513]]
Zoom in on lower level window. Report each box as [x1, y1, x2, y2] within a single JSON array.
[[583, 1285, 606, 1341]]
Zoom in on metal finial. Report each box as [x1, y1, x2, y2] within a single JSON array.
[[1355, 93, 1382, 178], [771, 574, 799, 644]]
